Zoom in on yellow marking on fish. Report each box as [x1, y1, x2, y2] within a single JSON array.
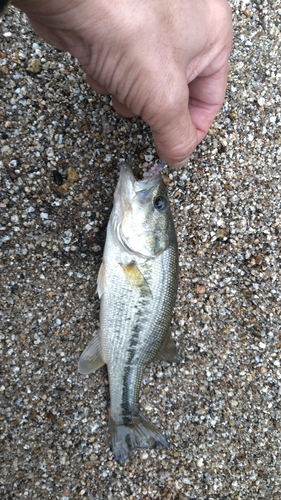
[[120, 262, 152, 298]]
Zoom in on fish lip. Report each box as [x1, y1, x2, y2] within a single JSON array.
[[118, 163, 161, 196], [115, 163, 135, 197], [114, 163, 162, 212], [134, 173, 162, 194], [134, 170, 164, 208]]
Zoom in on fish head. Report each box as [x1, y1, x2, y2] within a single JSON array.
[[111, 163, 175, 259]]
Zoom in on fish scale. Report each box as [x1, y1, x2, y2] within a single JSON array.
[[79, 163, 179, 463]]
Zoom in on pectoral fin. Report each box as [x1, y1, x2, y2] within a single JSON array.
[[78, 330, 105, 374], [97, 260, 105, 299], [156, 331, 180, 363], [120, 262, 152, 298]]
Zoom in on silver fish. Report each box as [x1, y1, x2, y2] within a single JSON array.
[[79, 163, 179, 463]]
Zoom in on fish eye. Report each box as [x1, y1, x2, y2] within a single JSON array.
[[153, 196, 167, 211]]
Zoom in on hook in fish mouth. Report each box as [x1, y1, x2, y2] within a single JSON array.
[[142, 160, 166, 181]]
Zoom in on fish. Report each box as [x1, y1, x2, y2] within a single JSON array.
[[78, 163, 179, 464]]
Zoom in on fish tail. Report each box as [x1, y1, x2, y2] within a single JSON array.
[[109, 411, 168, 464]]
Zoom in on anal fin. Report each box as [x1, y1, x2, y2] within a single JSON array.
[[78, 330, 105, 374], [156, 331, 180, 363]]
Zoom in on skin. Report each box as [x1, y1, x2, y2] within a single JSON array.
[[12, 0, 233, 167]]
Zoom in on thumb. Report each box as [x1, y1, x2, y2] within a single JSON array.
[[148, 79, 198, 168]]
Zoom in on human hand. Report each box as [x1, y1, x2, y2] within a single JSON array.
[[12, 0, 233, 167]]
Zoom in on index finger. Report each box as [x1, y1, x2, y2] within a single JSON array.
[[188, 50, 231, 141]]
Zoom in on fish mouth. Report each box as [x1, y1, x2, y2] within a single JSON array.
[[116, 163, 161, 200]]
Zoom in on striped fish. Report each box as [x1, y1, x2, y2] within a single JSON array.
[[79, 163, 179, 463]]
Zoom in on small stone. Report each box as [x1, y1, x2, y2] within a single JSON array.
[[67, 166, 79, 182], [104, 154, 112, 162], [32, 42, 41, 52], [201, 314, 211, 324], [144, 154, 154, 162], [27, 58, 42, 74], [53, 170, 64, 186], [243, 9, 253, 17], [52, 182, 69, 196], [18, 50, 26, 60], [0, 66, 9, 75], [257, 97, 265, 106], [46, 147, 54, 158], [215, 228, 229, 240], [195, 285, 206, 294], [162, 174, 171, 186], [255, 255, 263, 265]]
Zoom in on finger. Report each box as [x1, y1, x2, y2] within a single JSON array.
[[86, 74, 110, 95], [111, 96, 136, 118], [148, 77, 198, 169], [188, 58, 229, 140], [86, 75, 136, 117]]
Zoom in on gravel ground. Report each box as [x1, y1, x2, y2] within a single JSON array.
[[1, 1, 280, 499]]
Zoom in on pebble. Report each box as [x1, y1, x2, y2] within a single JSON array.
[[27, 57, 42, 73], [53, 169, 64, 185], [67, 166, 79, 182], [194, 284, 206, 294], [40, 212, 49, 219]]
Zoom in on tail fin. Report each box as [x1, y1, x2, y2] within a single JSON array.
[[109, 412, 168, 464]]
